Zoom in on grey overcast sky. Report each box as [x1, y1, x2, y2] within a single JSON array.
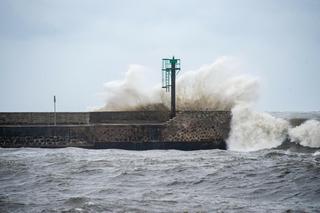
[[0, 0, 319, 112]]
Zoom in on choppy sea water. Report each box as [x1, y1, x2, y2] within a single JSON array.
[[1, 147, 320, 213]]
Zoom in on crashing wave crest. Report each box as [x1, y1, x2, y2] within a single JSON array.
[[98, 57, 259, 111], [289, 120, 320, 148], [97, 57, 318, 151], [227, 104, 289, 152]]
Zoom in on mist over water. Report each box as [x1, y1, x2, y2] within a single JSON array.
[[97, 57, 320, 151]]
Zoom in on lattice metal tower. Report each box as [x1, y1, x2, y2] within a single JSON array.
[[162, 56, 181, 118]]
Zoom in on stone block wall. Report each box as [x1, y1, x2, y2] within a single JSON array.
[[0, 111, 170, 125], [93, 124, 163, 143], [0, 112, 89, 125], [0, 126, 94, 148], [162, 111, 231, 142], [0, 111, 231, 148], [89, 111, 170, 123]]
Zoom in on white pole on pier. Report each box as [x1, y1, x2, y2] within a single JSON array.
[[54, 95, 56, 126]]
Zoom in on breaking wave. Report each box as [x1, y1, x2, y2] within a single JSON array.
[[97, 57, 319, 151], [289, 120, 320, 148], [227, 104, 289, 152], [98, 57, 259, 111]]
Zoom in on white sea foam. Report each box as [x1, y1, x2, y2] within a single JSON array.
[[289, 120, 320, 148], [97, 57, 316, 152], [98, 57, 259, 111], [227, 104, 289, 152], [98, 64, 159, 111], [175, 57, 259, 111], [313, 151, 320, 156]]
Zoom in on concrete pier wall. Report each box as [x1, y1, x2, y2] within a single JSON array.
[[0, 125, 94, 148], [0, 111, 169, 125], [0, 111, 231, 150], [89, 111, 170, 123], [0, 112, 89, 125]]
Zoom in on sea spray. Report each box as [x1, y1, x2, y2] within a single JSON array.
[[289, 120, 320, 148], [97, 57, 317, 152], [227, 104, 289, 152], [98, 57, 259, 111], [175, 58, 259, 111], [98, 64, 161, 111]]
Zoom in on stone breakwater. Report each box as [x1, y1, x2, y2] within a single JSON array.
[[0, 111, 231, 150]]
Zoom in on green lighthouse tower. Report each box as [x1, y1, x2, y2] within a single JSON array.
[[162, 56, 181, 118]]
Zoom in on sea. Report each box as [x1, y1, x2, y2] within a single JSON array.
[[0, 112, 320, 213]]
